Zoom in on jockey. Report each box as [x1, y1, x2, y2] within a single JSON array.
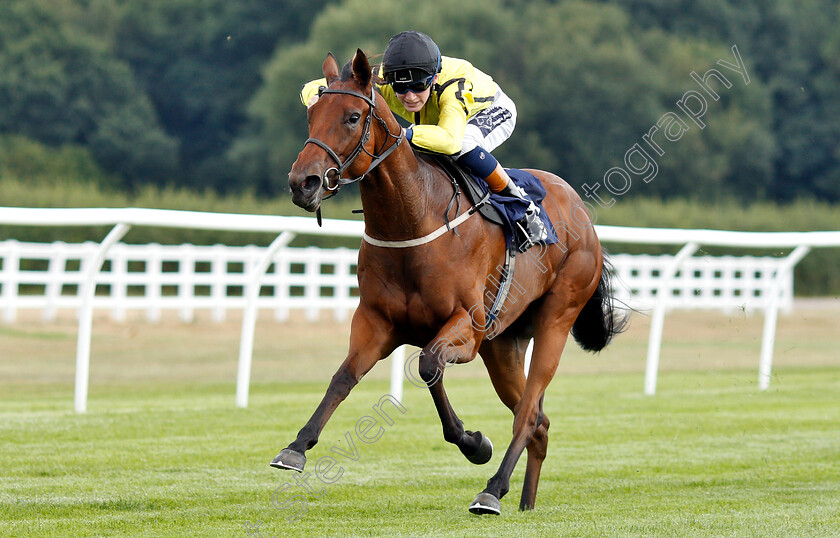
[[301, 30, 548, 248]]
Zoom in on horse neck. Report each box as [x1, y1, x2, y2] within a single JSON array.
[[358, 127, 448, 242]]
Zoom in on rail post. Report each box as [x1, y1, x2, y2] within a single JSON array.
[[644, 242, 699, 395], [75, 223, 131, 413], [236, 232, 295, 408], [758, 245, 810, 391]]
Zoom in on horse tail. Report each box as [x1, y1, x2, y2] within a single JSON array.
[[571, 255, 628, 352]]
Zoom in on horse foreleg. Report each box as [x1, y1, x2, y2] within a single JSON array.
[[271, 307, 394, 472], [418, 311, 493, 465]]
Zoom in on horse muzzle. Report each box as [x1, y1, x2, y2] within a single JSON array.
[[288, 171, 325, 212]]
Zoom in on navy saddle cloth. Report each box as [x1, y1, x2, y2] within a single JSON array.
[[427, 154, 558, 250]]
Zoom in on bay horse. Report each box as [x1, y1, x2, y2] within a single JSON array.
[[273, 49, 625, 515]]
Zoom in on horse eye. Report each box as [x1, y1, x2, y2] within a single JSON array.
[[347, 113, 361, 125]]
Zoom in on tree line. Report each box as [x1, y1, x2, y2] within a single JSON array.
[[1, 0, 838, 204]]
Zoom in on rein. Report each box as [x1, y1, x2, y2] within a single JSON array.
[[304, 86, 403, 198]]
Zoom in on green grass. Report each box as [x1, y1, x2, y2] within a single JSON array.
[[1, 308, 838, 536], [2, 368, 839, 536]]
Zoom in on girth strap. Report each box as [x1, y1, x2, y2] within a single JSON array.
[[363, 208, 479, 248]]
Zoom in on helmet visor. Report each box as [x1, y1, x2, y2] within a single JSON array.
[[385, 68, 435, 94]]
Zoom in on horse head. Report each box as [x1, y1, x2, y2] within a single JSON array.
[[288, 49, 396, 212]]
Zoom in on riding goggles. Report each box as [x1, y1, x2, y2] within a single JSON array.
[[389, 73, 435, 95]]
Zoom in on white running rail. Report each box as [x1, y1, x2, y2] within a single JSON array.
[[2, 206, 839, 410]]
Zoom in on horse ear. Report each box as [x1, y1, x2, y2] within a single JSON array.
[[351, 48, 372, 88], [323, 52, 340, 85]]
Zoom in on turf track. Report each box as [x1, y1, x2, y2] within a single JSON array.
[[2, 307, 838, 536]]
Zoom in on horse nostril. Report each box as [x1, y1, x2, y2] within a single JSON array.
[[302, 175, 321, 193]]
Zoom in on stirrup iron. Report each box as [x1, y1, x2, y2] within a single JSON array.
[[515, 202, 548, 252]]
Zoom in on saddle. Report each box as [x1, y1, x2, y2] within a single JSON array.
[[422, 153, 557, 251]]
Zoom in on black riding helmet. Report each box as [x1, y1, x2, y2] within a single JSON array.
[[382, 31, 441, 85]]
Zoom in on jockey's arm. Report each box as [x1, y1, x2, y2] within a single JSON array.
[[408, 92, 468, 155], [300, 78, 327, 108]]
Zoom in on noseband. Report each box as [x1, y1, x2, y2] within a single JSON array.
[[304, 85, 403, 197]]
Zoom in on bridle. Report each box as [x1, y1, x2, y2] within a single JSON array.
[[303, 85, 404, 199], [303, 81, 482, 245]]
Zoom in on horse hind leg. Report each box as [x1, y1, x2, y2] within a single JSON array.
[[479, 335, 550, 513], [520, 395, 549, 510], [472, 305, 579, 515]]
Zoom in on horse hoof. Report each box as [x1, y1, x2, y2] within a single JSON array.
[[469, 492, 501, 515], [461, 431, 493, 465], [269, 448, 305, 472]]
